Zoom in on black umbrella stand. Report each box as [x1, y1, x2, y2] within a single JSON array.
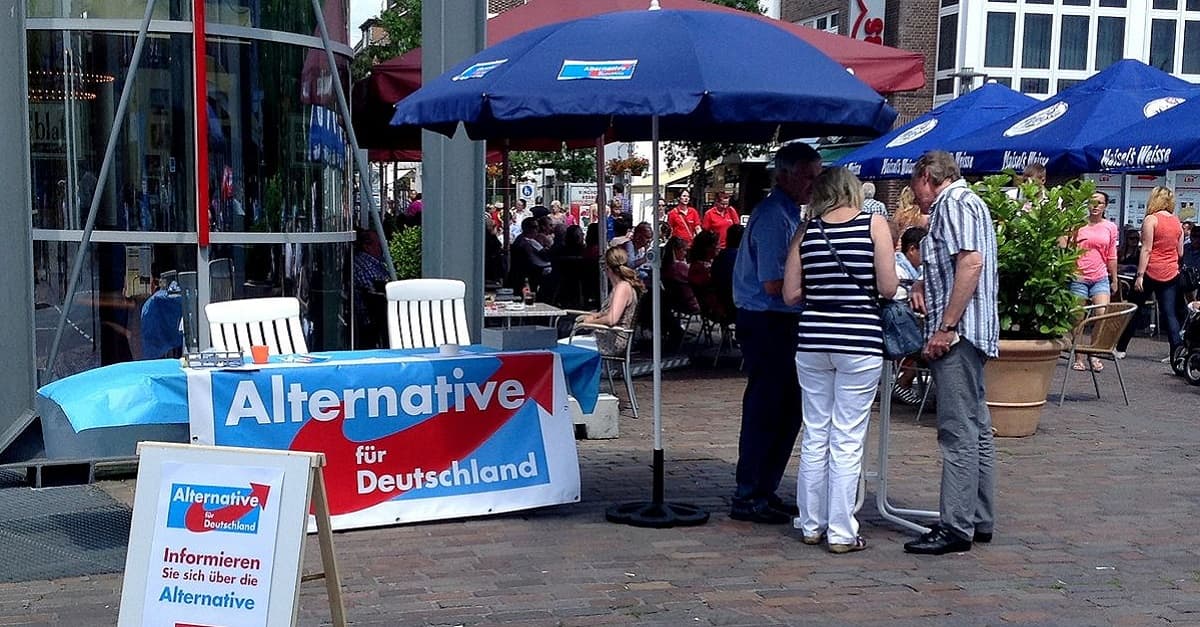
[[605, 117, 709, 528]]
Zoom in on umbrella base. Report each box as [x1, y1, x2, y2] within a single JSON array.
[[605, 501, 710, 528]]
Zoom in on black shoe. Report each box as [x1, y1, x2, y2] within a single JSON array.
[[904, 526, 972, 555], [729, 505, 791, 525], [974, 530, 993, 543], [766, 495, 800, 517]]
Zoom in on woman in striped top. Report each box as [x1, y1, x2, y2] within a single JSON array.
[[782, 167, 898, 553]]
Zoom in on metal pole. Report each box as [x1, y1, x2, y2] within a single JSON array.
[[595, 138, 609, 298], [309, 0, 395, 279], [651, 118, 663, 455], [875, 360, 938, 534], [44, 0, 158, 381]]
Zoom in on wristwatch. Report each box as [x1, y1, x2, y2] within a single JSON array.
[[938, 323, 958, 333]]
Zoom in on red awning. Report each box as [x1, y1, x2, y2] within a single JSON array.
[[352, 0, 926, 158]]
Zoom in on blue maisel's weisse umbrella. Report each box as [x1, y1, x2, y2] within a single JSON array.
[[1083, 94, 1200, 173], [835, 84, 1036, 180], [390, 8, 897, 142], [941, 60, 1200, 176], [391, 5, 899, 529]]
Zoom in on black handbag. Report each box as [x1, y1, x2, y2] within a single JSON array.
[[814, 220, 925, 359]]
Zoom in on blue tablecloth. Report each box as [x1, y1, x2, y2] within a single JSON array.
[[38, 345, 601, 433]]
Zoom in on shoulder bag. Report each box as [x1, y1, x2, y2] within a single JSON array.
[[815, 219, 925, 359]]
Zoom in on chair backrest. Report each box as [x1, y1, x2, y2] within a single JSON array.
[[206, 297, 308, 355], [1074, 302, 1138, 352], [209, 258, 235, 303], [385, 279, 471, 349]]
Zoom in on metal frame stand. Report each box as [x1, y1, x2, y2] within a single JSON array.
[[873, 360, 939, 534]]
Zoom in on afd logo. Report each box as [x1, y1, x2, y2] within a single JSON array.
[[166, 483, 270, 535]]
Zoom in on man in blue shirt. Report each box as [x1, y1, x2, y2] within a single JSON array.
[[730, 142, 822, 524]]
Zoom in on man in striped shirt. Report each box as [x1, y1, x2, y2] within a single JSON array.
[[905, 150, 1000, 556]]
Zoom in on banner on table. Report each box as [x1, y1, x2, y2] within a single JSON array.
[[186, 352, 579, 531]]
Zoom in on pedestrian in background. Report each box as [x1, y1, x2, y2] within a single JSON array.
[[1117, 186, 1184, 362], [729, 142, 822, 524], [782, 167, 897, 553], [861, 181, 888, 217], [702, 191, 740, 249]]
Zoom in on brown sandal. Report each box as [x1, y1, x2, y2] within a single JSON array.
[[828, 536, 868, 554]]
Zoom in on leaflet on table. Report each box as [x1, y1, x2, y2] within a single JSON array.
[[186, 352, 579, 530]]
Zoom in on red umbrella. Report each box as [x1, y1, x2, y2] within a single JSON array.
[[352, 0, 925, 157]]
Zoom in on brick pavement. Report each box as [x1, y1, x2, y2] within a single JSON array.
[[1, 338, 1198, 626]]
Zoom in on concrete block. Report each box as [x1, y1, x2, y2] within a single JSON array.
[[569, 394, 619, 439]]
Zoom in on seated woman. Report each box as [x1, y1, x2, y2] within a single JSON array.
[[662, 236, 699, 316], [892, 226, 927, 405], [687, 230, 725, 321], [568, 246, 645, 357]]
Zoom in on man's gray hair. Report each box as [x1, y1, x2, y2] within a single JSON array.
[[862, 181, 877, 199], [912, 150, 962, 186]]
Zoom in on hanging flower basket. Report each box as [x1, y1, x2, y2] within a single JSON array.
[[607, 156, 649, 177]]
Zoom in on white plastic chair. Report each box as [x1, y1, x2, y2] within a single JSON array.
[[205, 297, 308, 355], [385, 279, 471, 349]]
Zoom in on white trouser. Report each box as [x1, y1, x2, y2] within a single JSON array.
[[793, 350, 881, 544]]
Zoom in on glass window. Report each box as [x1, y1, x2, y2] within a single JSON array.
[[1063, 0, 1090, 4], [1184, 21, 1200, 73], [985, 12, 1016, 67], [936, 77, 956, 95], [937, 14, 958, 71], [941, 0, 959, 6], [1189, 0, 1200, 10], [1027, 0, 1052, 4], [205, 0, 350, 43], [1059, 15, 1090, 70], [1022, 14, 1052, 69], [1057, 78, 1083, 91], [27, 0, 188, 20], [27, 31, 195, 232], [1099, 0, 1126, 6], [989, 76, 1012, 87], [1154, 0, 1179, 8], [830, 13, 839, 29], [1096, 17, 1125, 69], [1020, 77, 1050, 94], [206, 39, 352, 234], [1151, 19, 1178, 71]]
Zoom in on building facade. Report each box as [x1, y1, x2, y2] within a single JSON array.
[[27, 0, 355, 380]]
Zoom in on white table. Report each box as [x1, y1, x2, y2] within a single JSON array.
[[484, 302, 567, 328]]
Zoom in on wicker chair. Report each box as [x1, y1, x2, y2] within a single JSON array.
[[1058, 302, 1138, 406]]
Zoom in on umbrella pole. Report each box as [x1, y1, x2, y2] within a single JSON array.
[[606, 115, 708, 529]]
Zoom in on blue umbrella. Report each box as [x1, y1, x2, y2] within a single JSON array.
[[835, 84, 1036, 180], [942, 60, 1200, 176], [1083, 94, 1200, 172], [392, 5, 897, 529], [390, 8, 896, 141]]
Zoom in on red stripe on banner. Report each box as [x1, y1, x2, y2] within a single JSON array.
[[289, 353, 555, 516], [194, 0, 210, 247]]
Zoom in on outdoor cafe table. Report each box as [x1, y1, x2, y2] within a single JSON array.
[[38, 345, 600, 531], [483, 301, 567, 328]]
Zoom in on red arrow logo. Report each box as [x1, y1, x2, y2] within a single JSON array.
[[290, 353, 555, 516], [184, 483, 270, 532]]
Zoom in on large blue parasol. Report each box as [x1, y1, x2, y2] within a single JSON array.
[[392, 4, 897, 528], [1083, 93, 1200, 173], [940, 60, 1200, 176], [835, 84, 1036, 180]]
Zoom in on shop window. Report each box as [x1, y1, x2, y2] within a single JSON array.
[[985, 12, 1016, 68], [27, 0, 188, 20], [1058, 15, 1090, 71], [205, 0, 349, 44], [1022, 13, 1052, 69]]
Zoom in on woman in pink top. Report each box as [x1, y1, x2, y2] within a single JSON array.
[[1117, 186, 1184, 359], [1068, 192, 1119, 371]]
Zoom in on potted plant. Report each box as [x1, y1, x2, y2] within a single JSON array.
[[973, 174, 1090, 437], [606, 155, 649, 177]]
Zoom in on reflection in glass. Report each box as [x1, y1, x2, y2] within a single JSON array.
[[27, 0, 188, 20], [206, 39, 351, 233], [34, 242, 197, 379], [205, 0, 348, 44], [27, 31, 195, 232], [205, 242, 350, 351]]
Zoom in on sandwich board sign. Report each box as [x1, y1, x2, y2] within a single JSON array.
[[118, 442, 345, 627]]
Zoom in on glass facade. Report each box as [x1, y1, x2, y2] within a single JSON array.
[[28, 0, 354, 380]]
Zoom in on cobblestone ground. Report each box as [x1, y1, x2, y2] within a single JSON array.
[[1, 339, 1198, 626]]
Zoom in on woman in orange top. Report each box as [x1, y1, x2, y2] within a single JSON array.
[[701, 191, 740, 249], [1117, 186, 1184, 359]]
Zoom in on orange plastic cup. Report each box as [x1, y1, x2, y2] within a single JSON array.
[[250, 345, 270, 364]]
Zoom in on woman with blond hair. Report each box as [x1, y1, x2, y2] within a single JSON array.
[[573, 246, 645, 356], [890, 185, 927, 249], [1117, 186, 1184, 360], [782, 167, 898, 553]]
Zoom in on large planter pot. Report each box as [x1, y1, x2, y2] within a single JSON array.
[[983, 338, 1063, 437]]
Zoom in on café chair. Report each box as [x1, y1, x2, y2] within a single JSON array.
[[1058, 302, 1137, 406], [562, 311, 639, 418], [206, 296, 308, 355], [385, 278, 471, 349]]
